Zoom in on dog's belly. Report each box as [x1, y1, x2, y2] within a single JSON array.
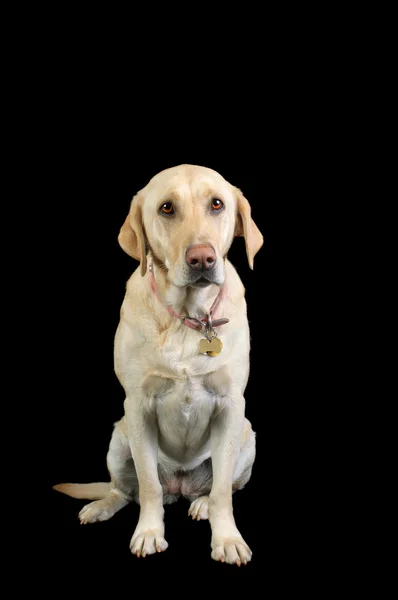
[[155, 379, 215, 469]]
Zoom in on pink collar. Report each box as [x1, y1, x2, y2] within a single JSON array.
[[149, 262, 229, 333]]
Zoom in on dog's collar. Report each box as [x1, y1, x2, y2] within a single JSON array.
[[149, 261, 229, 333]]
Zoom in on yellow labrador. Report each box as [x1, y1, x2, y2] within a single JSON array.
[[54, 164, 263, 566]]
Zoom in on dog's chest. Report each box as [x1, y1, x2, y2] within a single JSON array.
[[154, 323, 232, 378], [148, 327, 232, 425], [155, 377, 214, 420], [154, 377, 216, 452]]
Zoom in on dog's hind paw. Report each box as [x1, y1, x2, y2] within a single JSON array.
[[79, 495, 128, 524], [188, 496, 209, 521]]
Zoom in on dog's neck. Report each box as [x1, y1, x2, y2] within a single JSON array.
[[148, 258, 222, 321]]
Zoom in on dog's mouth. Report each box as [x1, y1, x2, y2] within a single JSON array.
[[171, 275, 221, 289], [184, 266, 223, 288], [190, 277, 214, 288], [162, 259, 224, 288]]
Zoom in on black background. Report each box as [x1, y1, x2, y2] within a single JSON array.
[[32, 120, 323, 586], [10, 10, 356, 589]]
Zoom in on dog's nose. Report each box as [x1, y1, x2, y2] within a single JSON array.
[[185, 245, 216, 271]]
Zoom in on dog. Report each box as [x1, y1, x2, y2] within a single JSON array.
[[54, 164, 263, 566]]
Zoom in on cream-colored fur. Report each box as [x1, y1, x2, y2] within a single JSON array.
[[54, 164, 263, 566]]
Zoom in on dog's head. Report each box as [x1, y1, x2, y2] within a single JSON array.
[[118, 164, 263, 287]]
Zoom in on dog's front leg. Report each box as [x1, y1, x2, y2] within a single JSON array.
[[209, 397, 252, 566], [124, 398, 167, 557]]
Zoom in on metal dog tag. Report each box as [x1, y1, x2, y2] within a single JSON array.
[[199, 337, 223, 356]]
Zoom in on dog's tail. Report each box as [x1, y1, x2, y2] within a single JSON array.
[[52, 482, 110, 500]]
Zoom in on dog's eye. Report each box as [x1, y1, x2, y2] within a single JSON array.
[[160, 202, 175, 215], [211, 198, 224, 211]]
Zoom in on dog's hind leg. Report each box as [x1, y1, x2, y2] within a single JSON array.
[[187, 419, 256, 521], [79, 417, 138, 524], [231, 418, 256, 491], [183, 459, 213, 520]]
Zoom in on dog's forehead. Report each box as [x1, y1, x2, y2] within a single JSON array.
[[150, 164, 226, 183], [144, 164, 232, 201]]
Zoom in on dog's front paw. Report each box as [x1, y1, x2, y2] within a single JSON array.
[[211, 534, 252, 566], [130, 527, 168, 558]]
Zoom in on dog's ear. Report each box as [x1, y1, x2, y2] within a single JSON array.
[[234, 188, 263, 269], [118, 194, 147, 276]]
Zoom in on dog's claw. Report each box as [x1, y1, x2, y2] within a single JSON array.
[[211, 536, 252, 565]]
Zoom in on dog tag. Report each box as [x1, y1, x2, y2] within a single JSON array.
[[199, 337, 223, 356]]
